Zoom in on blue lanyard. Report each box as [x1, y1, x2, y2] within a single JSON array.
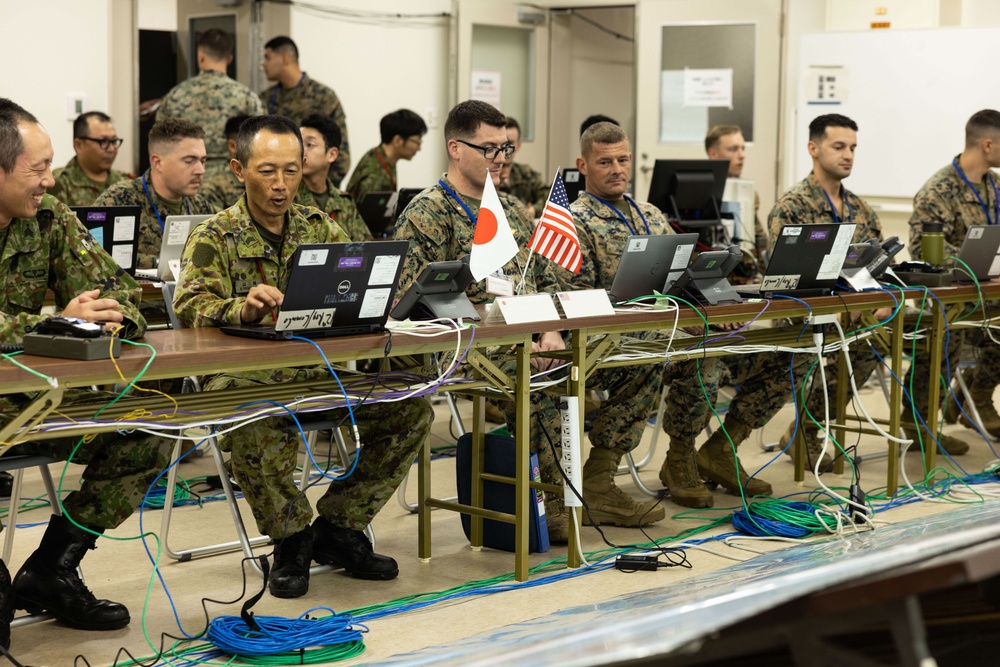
[[142, 173, 191, 231], [438, 179, 478, 226], [268, 72, 306, 114], [952, 157, 1000, 225], [821, 185, 852, 224], [589, 193, 650, 235]]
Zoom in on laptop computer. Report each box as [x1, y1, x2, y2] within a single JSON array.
[[220, 240, 409, 340], [356, 191, 397, 238], [393, 188, 424, 222], [562, 168, 585, 203], [736, 222, 857, 299], [71, 205, 141, 276], [607, 233, 698, 303], [955, 225, 1000, 282], [134, 214, 211, 282]]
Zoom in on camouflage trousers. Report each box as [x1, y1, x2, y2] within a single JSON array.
[[1, 389, 171, 533], [964, 329, 1000, 392], [794, 335, 880, 424], [661, 353, 797, 442], [206, 367, 433, 538]]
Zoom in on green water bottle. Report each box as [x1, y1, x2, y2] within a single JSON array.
[[922, 221, 944, 266]]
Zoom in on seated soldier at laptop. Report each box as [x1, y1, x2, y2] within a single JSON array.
[[173, 114, 433, 598]]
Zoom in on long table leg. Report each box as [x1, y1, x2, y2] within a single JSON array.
[[514, 339, 531, 582], [888, 306, 905, 496]]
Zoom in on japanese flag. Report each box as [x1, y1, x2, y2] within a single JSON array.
[[469, 170, 520, 281]]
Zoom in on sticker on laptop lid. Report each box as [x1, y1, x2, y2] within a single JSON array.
[[626, 238, 649, 252], [782, 227, 803, 236], [113, 215, 136, 242], [166, 219, 190, 245], [990, 256, 1000, 277], [276, 308, 336, 331], [369, 255, 401, 285], [969, 227, 985, 240], [761, 274, 800, 291], [299, 248, 329, 266], [671, 244, 695, 269], [359, 287, 392, 318]]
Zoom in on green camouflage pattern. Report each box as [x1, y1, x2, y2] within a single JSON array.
[[345, 146, 395, 204], [172, 198, 430, 535], [502, 162, 548, 213], [199, 166, 244, 212], [295, 179, 373, 242], [767, 172, 883, 247], [260, 74, 351, 185], [93, 170, 215, 270], [49, 156, 132, 207], [156, 70, 264, 176]]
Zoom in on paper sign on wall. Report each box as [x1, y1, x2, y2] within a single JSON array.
[[805, 66, 848, 105], [471, 70, 502, 109], [683, 68, 733, 109]]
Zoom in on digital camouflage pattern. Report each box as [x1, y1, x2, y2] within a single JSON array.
[[156, 70, 264, 177], [501, 162, 548, 214], [173, 199, 431, 536], [767, 172, 883, 248], [0, 195, 168, 533], [261, 74, 351, 185], [199, 165, 244, 212], [49, 156, 132, 207], [346, 146, 395, 204], [93, 170, 215, 270], [295, 179, 372, 242]]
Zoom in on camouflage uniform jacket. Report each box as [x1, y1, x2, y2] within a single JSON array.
[[199, 166, 244, 212], [501, 162, 548, 214], [260, 73, 351, 185], [94, 170, 215, 270], [295, 179, 372, 242], [345, 146, 395, 204], [173, 197, 348, 328], [908, 158, 1000, 261], [156, 70, 264, 176], [0, 195, 145, 344], [568, 192, 673, 292], [767, 172, 882, 251], [49, 157, 132, 207], [393, 175, 560, 303]]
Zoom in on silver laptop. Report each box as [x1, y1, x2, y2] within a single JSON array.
[[955, 225, 1000, 282], [607, 233, 698, 303], [134, 214, 211, 282]]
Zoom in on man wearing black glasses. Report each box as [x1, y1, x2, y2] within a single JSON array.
[[49, 112, 131, 206]]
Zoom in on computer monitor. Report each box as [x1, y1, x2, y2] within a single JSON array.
[[647, 159, 729, 231], [562, 168, 585, 203]]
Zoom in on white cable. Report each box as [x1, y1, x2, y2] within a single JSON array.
[[572, 507, 590, 567]]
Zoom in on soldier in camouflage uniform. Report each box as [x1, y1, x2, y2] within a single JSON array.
[[395, 102, 663, 536], [173, 115, 431, 599], [570, 123, 785, 509], [346, 109, 426, 204], [911, 110, 1000, 439], [155, 29, 263, 179], [49, 112, 131, 206], [500, 117, 548, 218], [297, 114, 372, 242], [0, 99, 171, 647], [95, 119, 214, 270], [770, 114, 967, 465], [260, 36, 351, 186], [198, 115, 248, 211]]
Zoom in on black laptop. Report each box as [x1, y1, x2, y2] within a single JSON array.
[[955, 225, 1000, 282], [220, 241, 408, 340], [607, 233, 699, 303], [736, 223, 857, 299], [71, 205, 141, 276], [356, 191, 396, 238]]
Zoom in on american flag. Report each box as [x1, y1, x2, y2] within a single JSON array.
[[528, 172, 582, 274]]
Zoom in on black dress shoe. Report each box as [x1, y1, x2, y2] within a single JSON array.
[[269, 529, 313, 599], [312, 517, 398, 580]]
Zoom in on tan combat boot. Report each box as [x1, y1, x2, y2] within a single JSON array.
[[779, 421, 835, 473], [960, 385, 1000, 438], [697, 416, 773, 497], [582, 449, 665, 527], [901, 416, 969, 456], [544, 494, 570, 544], [659, 438, 714, 508]]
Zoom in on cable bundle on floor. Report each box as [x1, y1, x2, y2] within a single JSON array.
[[206, 608, 366, 663], [731, 500, 840, 538]]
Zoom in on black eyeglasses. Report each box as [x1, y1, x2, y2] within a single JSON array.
[[455, 139, 515, 160], [79, 137, 124, 150]]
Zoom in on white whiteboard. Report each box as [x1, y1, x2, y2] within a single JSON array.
[[796, 28, 1000, 199]]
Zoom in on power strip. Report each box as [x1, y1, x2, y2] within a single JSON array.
[[559, 396, 583, 508]]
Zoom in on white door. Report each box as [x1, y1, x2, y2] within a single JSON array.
[[634, 0, 783, 214], [456, 1, 550, 172]]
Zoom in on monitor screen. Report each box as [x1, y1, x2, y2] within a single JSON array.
[[647, 159, 729, 230]]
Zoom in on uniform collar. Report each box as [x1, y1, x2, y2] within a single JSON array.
[[230, 196, 320, 262], [578, 191, 627, 219]]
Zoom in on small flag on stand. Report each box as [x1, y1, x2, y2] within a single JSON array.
[[528, 172, 582, 274], [469, 170, 520, 281]]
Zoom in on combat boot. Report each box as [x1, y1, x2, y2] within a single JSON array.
[[268, 529, 313, 598], [697, 416, 773, 497], [582, 448, 665, 527], [960, 385, 1000, 438], [544, 494, 570, 544], [12, 514, 129, 630], [901, 417, 969, 456], [780, 421, 835, 473], [659, 438, 713, 508], [312, 517, 398, 580], [0, 559, 11, 650]]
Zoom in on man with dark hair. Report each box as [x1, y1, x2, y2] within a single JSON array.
[[0, 98, 170, 650], [200, 114, 250, 210], [580, 114, 620, 137], [770, 114, 967, 464], [297, 113, 371, 241], [499, 116, 548, 218], [912, 109, 1000, 439], [346, 108, 426, 203], [95, 118, 213, 269], [260, 35, 351, 186], [48, 111, 131, 206], [173, 113, 432, 599], [157, 28, 263, 178]]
